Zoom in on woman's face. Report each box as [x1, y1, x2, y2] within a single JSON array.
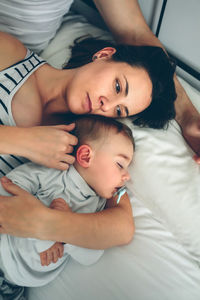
[[65, 49, 152, 118]]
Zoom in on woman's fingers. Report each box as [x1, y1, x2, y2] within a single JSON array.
[[56, 123, 75, 133], [0, 177, 28, 195], [64, 131, 78, 147], [23, 125, 78, 169], [55, 124, 78, 146], [62, 153, 76, 164], [67, 145, 74, 154], [0, 178, 47, 237], [56, 155, 75, 171]]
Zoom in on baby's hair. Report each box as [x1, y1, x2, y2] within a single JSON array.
[[71, 115, 135, 155]]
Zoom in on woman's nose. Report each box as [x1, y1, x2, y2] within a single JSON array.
[[99, 96, 118, 112]]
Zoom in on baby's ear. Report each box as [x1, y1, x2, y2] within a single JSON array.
[[76, 145, 92, 168]]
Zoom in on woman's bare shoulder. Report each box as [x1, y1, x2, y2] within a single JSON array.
[[0, 32, 27, 71]]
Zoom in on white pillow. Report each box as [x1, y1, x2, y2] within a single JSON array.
[[41, 13, 200, 262], [126, 78, 200, 262], [41, 12, 111, 69]]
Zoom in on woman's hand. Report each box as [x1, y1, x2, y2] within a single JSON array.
[[174, 77, 200, 164], [181, 115, 200, 164], [20, 124, 78, 170], [0, 177, 49, 238]]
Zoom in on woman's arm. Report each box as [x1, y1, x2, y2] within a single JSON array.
[[0, 32, 78, 169], [0, 124, 77, 170], [0, 31, 27, 70], [0, 178, 134, 249], [94, 0, 162, 47], [94, 0, 200, 162]]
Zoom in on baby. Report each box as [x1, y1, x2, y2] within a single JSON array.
[[0, 115, 134, 287]]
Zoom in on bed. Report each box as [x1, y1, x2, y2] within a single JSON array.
[[27, 5, 200, 300]]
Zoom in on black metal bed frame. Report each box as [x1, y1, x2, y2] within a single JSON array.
[[156, 0, 200, 81]]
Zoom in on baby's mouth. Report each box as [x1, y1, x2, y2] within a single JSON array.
[[113, 186, 121, 196]]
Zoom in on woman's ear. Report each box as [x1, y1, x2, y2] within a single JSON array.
[[92, 47, 116, 61], [76, 145, 93, 168]]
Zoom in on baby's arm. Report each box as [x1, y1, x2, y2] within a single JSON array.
[[40, 198, 105, 266], [39, 198, 69, 266]]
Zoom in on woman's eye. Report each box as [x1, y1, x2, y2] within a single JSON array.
[[115, 79, 121, 94], [116, 105, 121, 117]]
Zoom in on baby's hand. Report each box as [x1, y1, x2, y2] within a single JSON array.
[[40, 242, 64, 266], [39, 198, 69, 266], [50, 198, 70, 211]]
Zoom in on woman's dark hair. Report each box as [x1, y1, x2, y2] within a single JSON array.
[[63, 36, 177, 129]]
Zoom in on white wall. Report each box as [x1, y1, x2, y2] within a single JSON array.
[[138, 0, 161, 29]]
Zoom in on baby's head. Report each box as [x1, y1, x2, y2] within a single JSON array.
[[72, 115, 134, 199]]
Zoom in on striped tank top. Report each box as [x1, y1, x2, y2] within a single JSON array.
[[0, 50, 46, 177]]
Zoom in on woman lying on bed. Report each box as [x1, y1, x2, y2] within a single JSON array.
[[0, 30, 176, 248], [0, 1, 199, 244]]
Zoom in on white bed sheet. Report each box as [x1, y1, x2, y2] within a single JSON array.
[[28, 193, 200, 300], [27, 12, 200, 299]]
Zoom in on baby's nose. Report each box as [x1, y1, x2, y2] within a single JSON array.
[[123, 171, 130, 182]]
